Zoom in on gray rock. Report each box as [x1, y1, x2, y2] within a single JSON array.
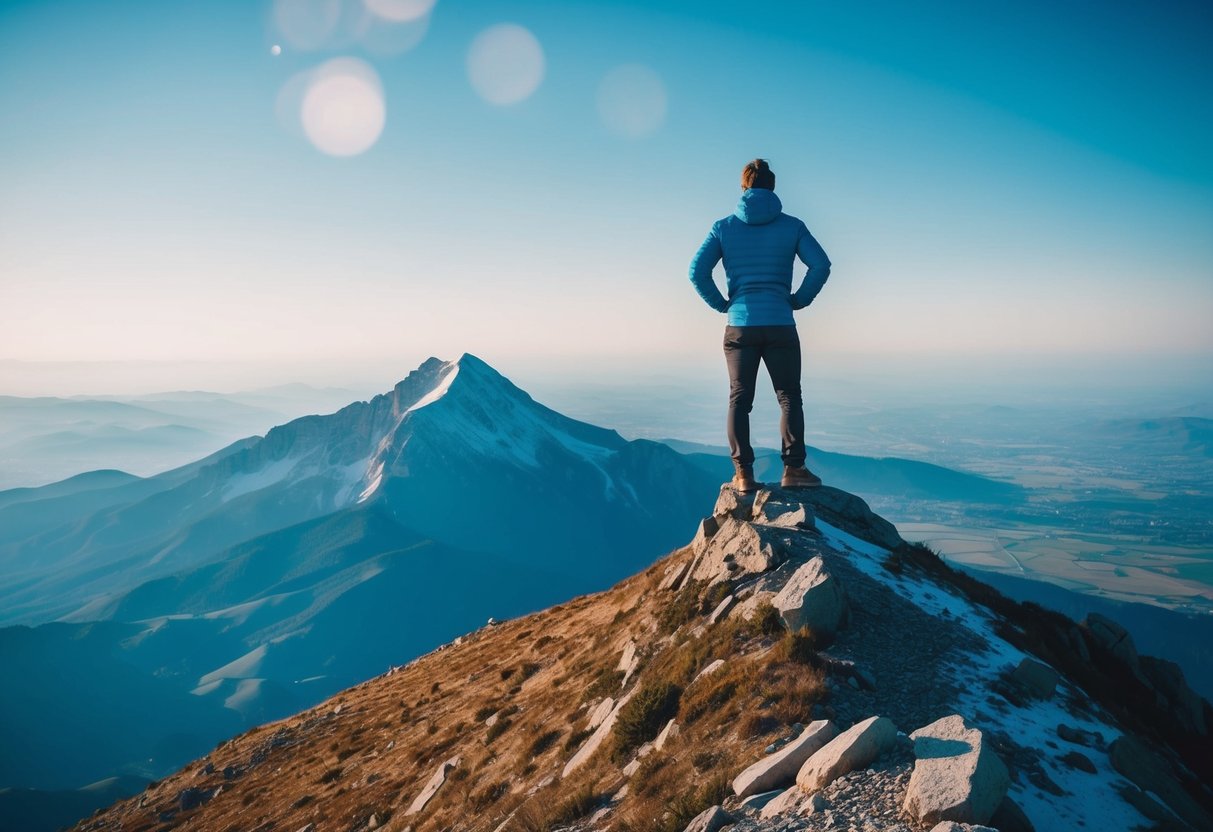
[[802, 792, 830, 814], [752, 489, 816, 529], [771, 557, 847, 637], [654, 718, 679, 751], [713, 484, 756, 520], [795, 486, 904, 550], [1140, 655, 1207, 736], [1059, 750, 1096, 773], [587, 697, 615, 730], [659, 558, 692, 591], [1056, 723, 1103, 749], [695, 658, 726, 681], [1109, 734, 1212, 831], [618, 639, 639, 686], [563, 689, 635, 778], [739, 789, 783, 810], [1083, 613, 1141, 673], [1010, 658, 1059, 699], [759, 786, 804, 818], [733, 719, 840, 797], [177, 787, 216, 811], [903, 715, 1009, 827], [682, 805, 733, 832], [687, 516, 786, 585], [929, 823, 998, 832], [405, 755, 460, 815], [796, 715, 897, 793], [708, 594, 736, 625]]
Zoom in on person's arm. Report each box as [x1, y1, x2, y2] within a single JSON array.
[[791, 223, 831, 310], [688, 223, 729, 313]]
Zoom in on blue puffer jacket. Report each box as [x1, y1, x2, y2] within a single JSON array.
[[689, 188, 831, 326]]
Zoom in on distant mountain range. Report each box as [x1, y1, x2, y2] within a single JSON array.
[[0, 384, 367, 489]]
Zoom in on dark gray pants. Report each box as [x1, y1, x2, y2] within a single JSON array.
[[724, 324, 805, 467]]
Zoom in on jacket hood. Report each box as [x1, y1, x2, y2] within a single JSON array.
[[734, 188, 782, 225]]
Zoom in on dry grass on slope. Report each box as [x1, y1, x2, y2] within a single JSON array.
[[74, 546, 831, 832]]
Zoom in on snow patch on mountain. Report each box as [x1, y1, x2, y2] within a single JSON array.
[[817, 519, 1149, 831]]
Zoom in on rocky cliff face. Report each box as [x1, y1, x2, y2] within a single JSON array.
[[70, 484, 1212, 832]]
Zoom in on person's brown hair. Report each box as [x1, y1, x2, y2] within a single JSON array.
[[741, 158, 775, 190]]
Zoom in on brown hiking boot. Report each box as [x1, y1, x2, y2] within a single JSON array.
[[732, 462, 759, 494], [781, 464, 822, 488]]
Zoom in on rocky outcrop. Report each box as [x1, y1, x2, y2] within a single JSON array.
[[405, 755, 459, 815], [1009, 658, 1059, 700], [685, 515, 786, 585], [751, 489, 815, 529], [1108, 734, 1212, 830], [797, 486, 904, 550], [1083, 613, 1140, 672], [902, 715, 1009, 826], [732, 719, 840, 798], [770, 557, 847, 638], [1139, 655, 1207, 736], [796, 716, 897, 793]]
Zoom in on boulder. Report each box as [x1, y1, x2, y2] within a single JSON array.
[[713, 484, 756, 520], [759, 786, 804, 818], [752, 489, 816, 529], [695, 659, 726, 681], [687, 516, 786, 585], [405, 755, 459, 815], [1139, 655, 1207, 736], [796, 486, 903, 551], [771, 557, 847, 637], [1109, 734, 1212, 831], [796, 715, 897, 793], [682, 805, 733, 832], [1083, 613, 1141, 673], [708, 594, 736, 625], [733, 719, 840, 797], [928, 823, 998, 832], [903, 715, 1009, 827], [1055, 723, 1103, 749], [1010, 658, 1059, 699]]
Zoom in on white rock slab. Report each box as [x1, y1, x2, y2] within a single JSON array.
[[796, 716, 896, 793], [563, 690, 634, 778], [405, 755, 459, 815], [733, 719, 840, 797], [587, 697, 615, 730]]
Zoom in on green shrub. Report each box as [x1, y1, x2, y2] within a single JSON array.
[[526, 729, 563, 758], [613, 681, 682, 760]]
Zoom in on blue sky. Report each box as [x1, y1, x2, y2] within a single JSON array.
[[1, 0, 1210, 392]]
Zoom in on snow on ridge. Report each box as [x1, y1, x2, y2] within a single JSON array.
[[405, 360, 460, 415], [815, 519, 1147, 831]]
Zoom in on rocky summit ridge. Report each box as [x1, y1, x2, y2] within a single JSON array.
[[72, 483, 1212, 832]]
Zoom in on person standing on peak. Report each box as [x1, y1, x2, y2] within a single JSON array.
[[689, 158, 832, 494]]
